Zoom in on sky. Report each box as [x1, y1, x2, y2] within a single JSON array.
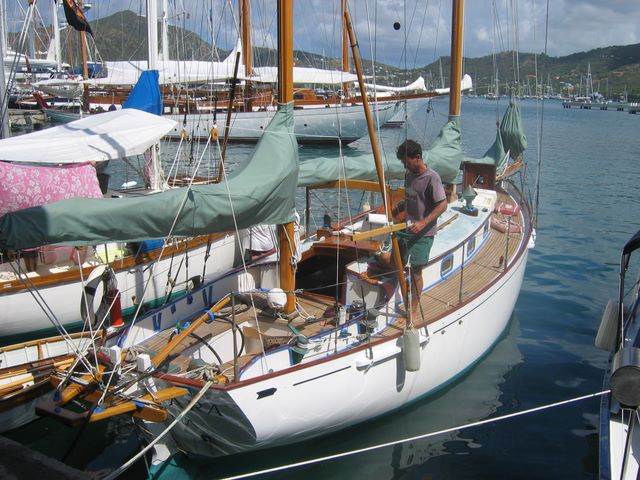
[[5, 0, 640, 68]]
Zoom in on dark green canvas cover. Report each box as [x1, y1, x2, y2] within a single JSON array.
[[499, 101, 527, 159], [298, 117, 462, 186], [0, 104, 298, 250]]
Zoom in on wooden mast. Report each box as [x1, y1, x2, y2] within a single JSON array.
[[240, 0, 253, 111], [341, 0, 349, 97], [277, 0, 296, 314], [343, 6, 408, 302], [449, 0, 464, 118]]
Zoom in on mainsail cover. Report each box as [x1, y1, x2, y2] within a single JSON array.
[[0, 109, 176, 164], [0, 104, 298, 250], [298, 117, 462, 186], [464, 101, 526, 171]]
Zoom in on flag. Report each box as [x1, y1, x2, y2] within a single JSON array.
[[60, 0, 93, 36]]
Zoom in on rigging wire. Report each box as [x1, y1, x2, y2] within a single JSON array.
[[532, 0, 550, 229]]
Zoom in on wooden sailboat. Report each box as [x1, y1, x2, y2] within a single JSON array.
[[21, 0, 535, 466]]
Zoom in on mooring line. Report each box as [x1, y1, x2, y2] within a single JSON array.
[[220, 390, 609, 480]]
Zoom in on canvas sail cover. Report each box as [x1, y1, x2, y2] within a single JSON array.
[[298, 117, 462, 186], [463, 129, 507, 170], [0, 109, 176, 164], [0, 104, 298, 250], [464, 101, 525, 171], [122, 70, 162, 115], [499, 101, 527, 159]]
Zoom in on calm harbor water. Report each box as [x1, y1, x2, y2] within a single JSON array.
[[6, 98, 639, 479]]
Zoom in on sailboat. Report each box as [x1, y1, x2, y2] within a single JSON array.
[[0, 2, 256, 341], [10, 0, 533, 465], [596, 229, 640, 480]]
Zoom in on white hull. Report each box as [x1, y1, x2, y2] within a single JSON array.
[[128, 187, 533, 459], [166, 101, 400, 143], [158, 246, 528, 457], [0, 234, 238, 339]]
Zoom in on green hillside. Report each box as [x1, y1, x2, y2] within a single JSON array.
[[54, 10, 640, 101]]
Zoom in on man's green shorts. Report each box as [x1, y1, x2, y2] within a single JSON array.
[[396, 231, 434, 267]]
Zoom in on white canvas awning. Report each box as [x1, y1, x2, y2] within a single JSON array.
[[0, 109, 177, 164]]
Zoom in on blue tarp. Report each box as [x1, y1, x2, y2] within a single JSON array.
[[123, 70, 162, 116]]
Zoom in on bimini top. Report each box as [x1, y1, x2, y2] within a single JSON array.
[[0, 109, 176, 164]]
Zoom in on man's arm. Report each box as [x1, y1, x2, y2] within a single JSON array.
[[408, 199, 447, 234]]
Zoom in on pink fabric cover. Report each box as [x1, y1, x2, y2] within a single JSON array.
[[0, 161, 103, 215]]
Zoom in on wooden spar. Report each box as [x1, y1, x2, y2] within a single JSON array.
[[343, 6, 409, 303], [216, 51, 242, 184], [87, 387, 187, 423], [341, 0, 349, 96], [37, 385, 187, 425], [240, 0, 253, 110], [55, 364, 105, 405], [449, 0, 464, 117], [151, 295, 231, 367], [307, 179, 400, 193], [277, 0, 296, 314], [351, 223, 408, 242]]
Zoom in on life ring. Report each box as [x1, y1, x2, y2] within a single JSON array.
[[80, 265, 122, 329]]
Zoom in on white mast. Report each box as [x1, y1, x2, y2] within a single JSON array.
[[146, 0, 163, 191], [51, 0, 62, 71], [147, 0, 159, 69], [161, 0, 169, 62]]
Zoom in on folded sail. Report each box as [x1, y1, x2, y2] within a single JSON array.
[[464, 102, 526, 171], [0, 104, 298, 250], [499, 101, 527, 160]]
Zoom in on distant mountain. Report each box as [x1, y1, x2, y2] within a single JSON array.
[[424, 45, 640, 100], [83, 11, 640, 100], [91, 10, 224, 61]]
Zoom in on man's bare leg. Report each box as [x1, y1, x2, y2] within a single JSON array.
[[409, 266, 424, 321]]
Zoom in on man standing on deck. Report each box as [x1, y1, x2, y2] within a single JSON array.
[[378, 139, 448, 320]]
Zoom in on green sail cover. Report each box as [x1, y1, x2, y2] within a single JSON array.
[[298, 117, 462, 186], [499, 101, 527, 159], [0, 104, 298, 250], [464, 128, 507, 170]]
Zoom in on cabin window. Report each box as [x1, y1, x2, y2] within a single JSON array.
[[483, 222, 490, 237], [466, 237, 476, 257], [440, 254, 454, 277], [293, 93, 305, 100]]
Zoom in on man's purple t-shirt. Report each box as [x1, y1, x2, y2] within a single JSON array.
[[405, 167, 446, 237]]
